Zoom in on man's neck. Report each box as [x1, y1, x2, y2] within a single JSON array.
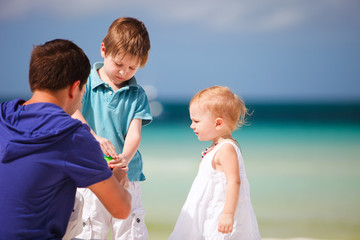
[[23, 89, 67, 111], [24, 90, 57, 104]]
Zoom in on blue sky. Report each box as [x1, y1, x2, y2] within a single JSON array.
[[0, 0, 359, 103]]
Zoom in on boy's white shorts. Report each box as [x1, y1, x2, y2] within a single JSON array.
[[63, 191, 84, 240], [76, 181, 148, 240]]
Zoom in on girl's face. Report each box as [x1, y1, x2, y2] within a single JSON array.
[[101, 44, 140, 88], [189, 103, 217, 142]]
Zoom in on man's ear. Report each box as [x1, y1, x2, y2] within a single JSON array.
[[215, 117, 224, 129], [69, 80, 81, 99], [100, 42, 106, 58]]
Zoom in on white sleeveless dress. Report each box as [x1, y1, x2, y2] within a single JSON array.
[[169, 141, 261, 240]]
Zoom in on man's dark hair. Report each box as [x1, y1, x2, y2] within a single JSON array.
[[29, 39, 90, 92]]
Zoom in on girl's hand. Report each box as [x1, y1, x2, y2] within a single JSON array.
[[94, 134, 117, 158], [218, 213, 234, 234], [108, 154, 129, 171]]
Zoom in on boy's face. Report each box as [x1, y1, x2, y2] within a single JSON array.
[[101, 44, 140, 87]]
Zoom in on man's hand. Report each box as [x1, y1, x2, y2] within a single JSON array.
[[93, 134, 117, 158], [108, 154, 129, 171], [112, 166, 129, 190]]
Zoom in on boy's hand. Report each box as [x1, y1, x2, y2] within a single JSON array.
[[94, 134, 117, 158], [108, 154, 129, 171], [218, 213, 234, 234], [112, 166, 129, 189]]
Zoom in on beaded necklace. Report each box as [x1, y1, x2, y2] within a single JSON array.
[[201, 137, 235, 160], [201, 142, 218, 160]]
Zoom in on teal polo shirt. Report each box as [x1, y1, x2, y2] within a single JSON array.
[[81, 62, 152, 181]]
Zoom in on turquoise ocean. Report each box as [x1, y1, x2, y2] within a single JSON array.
[[139, 102, 360, 239], [2, 98, 359, 239]]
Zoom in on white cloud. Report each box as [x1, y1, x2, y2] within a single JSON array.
[[0, 0, 356, 33], [0, 0, 122, 20], [130, 0, 309, 32], [0, 0, 36, 19]]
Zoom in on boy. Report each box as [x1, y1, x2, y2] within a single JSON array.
[[73, 17, 152, 239], [0, 39, 131, 239]]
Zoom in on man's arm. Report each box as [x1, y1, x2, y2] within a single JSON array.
[[72, 109, 118, 158], [88, 167, 131, 219]]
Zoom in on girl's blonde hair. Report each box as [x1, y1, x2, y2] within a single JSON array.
[[102, 17, 150, 67], [190, 86, 247, 131]]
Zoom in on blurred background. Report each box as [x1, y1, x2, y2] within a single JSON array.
[[1, 0, 359, 239]]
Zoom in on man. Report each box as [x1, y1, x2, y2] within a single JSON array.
[[0, 39, 131, 239]]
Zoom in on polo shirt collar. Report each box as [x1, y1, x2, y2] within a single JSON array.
[[90, 62, 139, 90]]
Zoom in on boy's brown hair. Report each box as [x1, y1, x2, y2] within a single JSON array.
[[190, 86, 248, 131], [102, 17, 150, 67], [29, 39, 90, 92]]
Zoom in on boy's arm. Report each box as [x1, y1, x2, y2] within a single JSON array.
[[88, 167, 131, 219], [72, 109, 118, 158], [108, 118, 142, 169], [217, 144, 241, 234]]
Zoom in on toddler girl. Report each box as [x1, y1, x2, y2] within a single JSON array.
[[169, 86, 261, 240]]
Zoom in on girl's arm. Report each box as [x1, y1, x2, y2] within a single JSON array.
[[216, 143, 241, 234], [72, 109, 118, 158], [108, 118, 142, 169]]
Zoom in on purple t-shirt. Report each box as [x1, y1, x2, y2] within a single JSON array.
[[0, 99, 112, 239]]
